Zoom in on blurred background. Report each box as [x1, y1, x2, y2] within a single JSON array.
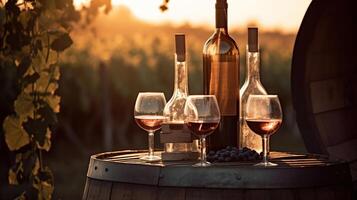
[[48, 0, 311, 198]]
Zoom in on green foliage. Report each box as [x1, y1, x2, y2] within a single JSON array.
[[1, 0, 115, 197], [3, 116, 30, 151], [0, 0, 90, 199], [160, 0, 170, 12], [50, 33, 73, 52]]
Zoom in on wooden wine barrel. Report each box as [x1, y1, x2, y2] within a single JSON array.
[[291, 0, 357, 181], [82, 150, 352, 200]]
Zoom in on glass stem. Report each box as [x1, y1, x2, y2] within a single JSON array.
[[262, 135, 269, 164], [148, 131, 155, 157], [201, 137, 207, 163]]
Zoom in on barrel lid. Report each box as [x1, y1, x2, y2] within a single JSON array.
[[291, 0, 357, 179], [86, 150, 350, 189]]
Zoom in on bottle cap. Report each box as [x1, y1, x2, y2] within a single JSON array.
[[248, 27, 259, 52], [175, 34, 186, 62]]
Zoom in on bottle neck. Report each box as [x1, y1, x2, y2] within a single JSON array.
[[216, 7, 228, 33], [174, 54, 188, 95], [245, 47, 261, 83]]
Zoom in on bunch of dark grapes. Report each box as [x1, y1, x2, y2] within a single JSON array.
[[207, 146, 262, 162]]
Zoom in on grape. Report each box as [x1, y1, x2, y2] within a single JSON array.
[[242, 147, 249, 152], [208, 150, 215, 156], [206, 146, 261, 163], [224, 157, 232, 162], [237, 154, 244, 161], [251, 150, 258, 155], [230, 152, 236, 158], [223, 151, 230, 157]]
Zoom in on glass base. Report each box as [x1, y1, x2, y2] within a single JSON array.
[[193, 161, 211, 167], [140, 155, 161, 162], [254, 161, 278, 167]]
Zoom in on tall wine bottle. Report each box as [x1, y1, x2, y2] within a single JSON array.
[[239, 27, 267, 152], [161, 34, 199, 161], [203, 0, 240, 150]]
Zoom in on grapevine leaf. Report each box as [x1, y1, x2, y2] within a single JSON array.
[[18, 11, 31, 30], [45, 95, 61, 113], [6, 32, 23, 51], [33, 167, 54, 200], [14, 92, 34, 119], [16, 153, 22, 163], [35, 72, 50, 93], [37, 129, 51, 151], [47, 82, 59, 94], [3, 116, 30, 151], [9, 159, 24, 185], [22, 151, 37, 179], [32, 157, 40, 176], [5, 0, 20, 16], [22, 72, 40, 86], [38, 103, 58, 126], [14, 192, 26, 200], [50, 33, 73, 52], [9, 168, 19, 185], [46, 51, 58, 65], [159, 5, 168, 12], [35, 39, 43, 52], [32, 53, 45, 72], [23, 118, 47, 146], [17, 56, 31, 77], [49, 64, 60, 80], [38, 180, 53, 200], [21, 45, 31, 55], [39, 167, 54, 183]]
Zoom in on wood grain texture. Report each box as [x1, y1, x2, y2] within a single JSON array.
[[83, 150, 353, 200], [157, 187, 185, 200], [84, 177, 353, 200], [316, 186, 336, 200], [297, 188, 316, 200], [111, 182, 157, 200], [82, 178, 90, 200], [244, 189, 270, 200], [291, 0, 357, 183], [269, 189, 295, 200], [185, 188, 223, 200], [86, 179, 112, 200]]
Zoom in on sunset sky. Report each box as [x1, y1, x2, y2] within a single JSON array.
[[74, 0, 312, 32]]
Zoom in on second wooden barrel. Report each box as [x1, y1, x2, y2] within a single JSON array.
[[291, 0, 357, 181], [83, 151, 352, 200]]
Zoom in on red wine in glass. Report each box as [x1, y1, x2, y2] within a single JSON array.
[[246, 119, 282, 136], [135, 115, 166, 132], [134, 92, 166, 162], [187, 121, 219, 137]]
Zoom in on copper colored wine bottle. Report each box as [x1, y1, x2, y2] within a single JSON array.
[[203, 0, 240, 150]]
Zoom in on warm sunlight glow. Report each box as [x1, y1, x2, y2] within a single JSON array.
[[74, 0, 311, 32]]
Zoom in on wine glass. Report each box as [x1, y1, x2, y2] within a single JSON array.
[[245, 95, 282, 167], [134, 92, 167, 161], [184, 95, 220, 167]]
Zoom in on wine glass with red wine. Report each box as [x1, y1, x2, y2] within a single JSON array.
[[134, 92, 167, 161], [246, 95, 282, 166], [184, 95, 220, 167]]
